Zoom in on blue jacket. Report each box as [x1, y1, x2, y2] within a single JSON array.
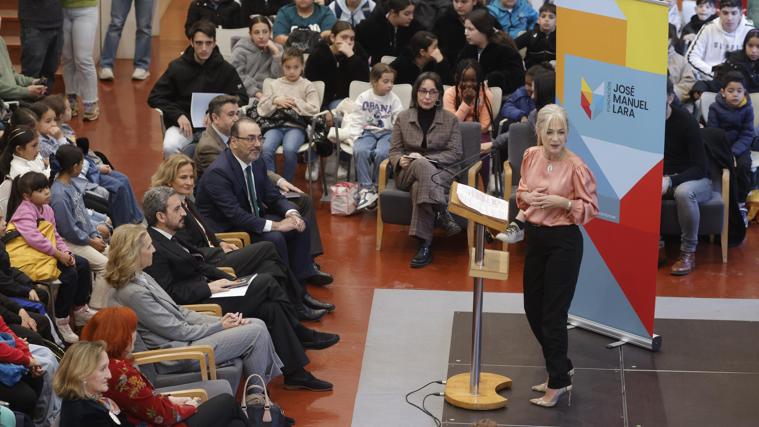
[[500, 86, 534, 121], [706, 94, 754, 157], [195, 148, 297, 234], [487, 0, 538, 39]]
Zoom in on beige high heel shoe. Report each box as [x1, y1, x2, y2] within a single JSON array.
[[531, 369, 575, 393], [529, 385, 572, 408]]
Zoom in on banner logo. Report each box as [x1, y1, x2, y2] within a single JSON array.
[[580, 78, 605, 120]]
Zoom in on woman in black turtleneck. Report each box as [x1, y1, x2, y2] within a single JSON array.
[[388, 72, 463, 268]]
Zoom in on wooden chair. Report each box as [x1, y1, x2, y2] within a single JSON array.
[[182, 304, 223, 317]]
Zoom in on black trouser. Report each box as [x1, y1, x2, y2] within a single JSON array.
[[55, 255, 92, 318], [735, 150, 752, 203], [523, 223, 583, 389], [209, 273, 309, 376], [209, 240, 305, 308], [292, 194, 324, 258], [0, 374, 43, 416], [9, 310, 53, 344], [185, 393, 248, 427]]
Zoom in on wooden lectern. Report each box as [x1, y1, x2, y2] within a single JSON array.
[[444, 182, 512, 410]]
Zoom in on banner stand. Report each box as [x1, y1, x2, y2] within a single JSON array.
[[569, 315, 662, 352]]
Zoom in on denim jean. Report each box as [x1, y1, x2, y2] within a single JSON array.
[[100, 0, 155, 69], [62, 6, 99, 103], [20, 26, 63, 91], [666, 177, 713, 253], [354, 130, 391, 189], [262, 127, 308, 182]]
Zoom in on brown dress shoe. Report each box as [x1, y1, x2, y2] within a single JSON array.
[[671, 252, 695, 276]]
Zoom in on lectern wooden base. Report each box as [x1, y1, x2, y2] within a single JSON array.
[[444, 372, 513, 410]]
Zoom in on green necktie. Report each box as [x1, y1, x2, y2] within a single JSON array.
[[245, 165, 260, 217]]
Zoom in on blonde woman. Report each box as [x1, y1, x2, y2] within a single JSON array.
[[104, 224, 284, 386], [54, 341, 130, 426], [516, 104, 598, 407]]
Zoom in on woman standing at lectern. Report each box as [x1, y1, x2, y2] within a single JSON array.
[[516, 104, 598, 407]]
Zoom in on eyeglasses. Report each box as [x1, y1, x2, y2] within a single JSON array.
[[233, 135, 263, 143], [418, 89, 439, 97]]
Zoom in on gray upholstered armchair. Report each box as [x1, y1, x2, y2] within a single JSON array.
[[375, 122, 483, 250]]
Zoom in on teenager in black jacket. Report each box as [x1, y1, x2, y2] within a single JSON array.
[[305, 21, 370, 109], [715, 29, 759, 93], [433, 0, 485, 64], [355, 0, 421, 65], [240, 0, 292, 20], [457, 9, 524, 96], [184, 0, 244, 37], [390, 31, 453, 85], [148, 21, 248, 156]]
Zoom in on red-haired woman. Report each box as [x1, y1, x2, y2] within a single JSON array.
[[81, 307, 248, 427]]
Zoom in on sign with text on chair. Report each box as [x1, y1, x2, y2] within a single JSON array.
[[556, 0, 667, 350]]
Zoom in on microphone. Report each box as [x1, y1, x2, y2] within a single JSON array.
[[430, 151, 493, 187]]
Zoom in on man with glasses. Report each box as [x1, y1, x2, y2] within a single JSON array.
[[148, 20, 248, 157], [196, 118, 335, 293]]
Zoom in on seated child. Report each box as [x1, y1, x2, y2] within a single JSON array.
[[706, 71, 754, 216], [346, 63, 403, 210], [5, 171, 94, 344], [514, 2, 556, 69]]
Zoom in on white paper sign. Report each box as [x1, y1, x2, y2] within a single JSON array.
[[455, 183, 509, 222]]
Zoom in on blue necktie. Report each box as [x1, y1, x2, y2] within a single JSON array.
[[245, 165, 260, 217]]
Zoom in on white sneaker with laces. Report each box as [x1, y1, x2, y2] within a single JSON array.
[[73, 305, 97, 327], [305, 161, 320, 182], [98, 67, 114, 80], [56, 317, 79, 344], [496, 222, 525, 244], [132, 68, 150, 80], [357, 189, 379, 210]]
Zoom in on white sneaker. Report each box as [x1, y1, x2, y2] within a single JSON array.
[[131, 68, 150, 80], [73, 305, 97, 327], [56, 318, 79, 344], [496, 222, 524, 244], [98, 67, 114, 81], [337, 164, 348, 180], [305, 161, 320, 182], [357, 188, 379, 210]]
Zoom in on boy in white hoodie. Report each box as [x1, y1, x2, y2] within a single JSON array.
[[686, 0, 754, 80]]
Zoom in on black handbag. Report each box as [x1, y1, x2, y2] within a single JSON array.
[[241, 374, 293, 427]]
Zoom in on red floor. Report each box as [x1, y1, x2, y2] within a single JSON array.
[[63, 1, 759, 425]]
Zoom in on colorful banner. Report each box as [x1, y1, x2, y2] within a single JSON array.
[[556, 0, 668, 347]]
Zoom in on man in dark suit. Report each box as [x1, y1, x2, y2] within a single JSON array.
[[142, 186, 338, 391], [195, 117, 333, 286], [194, 94, 325, 260]]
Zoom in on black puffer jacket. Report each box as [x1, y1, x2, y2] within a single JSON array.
[[715, 50, 759, 93], [304, 41, 370, 109], [355, 7, 423, 65], [185, 0, 244, 36], [515, 24, 556, 69], [148, 46, 248, 129]]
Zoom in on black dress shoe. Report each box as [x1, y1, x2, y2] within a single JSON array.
[[284, 370, 333, 391], [303, 292, 335, 312], [295, 305, 327, 322], [410, 245, 432, 268], [435, 211, 462, 237], [307, 270, 333, 286], [301, 331, 340, 350]]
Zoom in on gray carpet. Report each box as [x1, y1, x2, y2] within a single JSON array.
[[351, 290, 759, 427]]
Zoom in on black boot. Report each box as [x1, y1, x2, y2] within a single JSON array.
[[435, 210, 462, 237], [410, 243, 432, 268]]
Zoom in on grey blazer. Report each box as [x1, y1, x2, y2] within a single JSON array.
[[111, 272, 223, 350], [389, 107, 463, 171]]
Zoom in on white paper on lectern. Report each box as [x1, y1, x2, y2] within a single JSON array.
[[190, 92, 224, 128], [455, 183, 509, 221]]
